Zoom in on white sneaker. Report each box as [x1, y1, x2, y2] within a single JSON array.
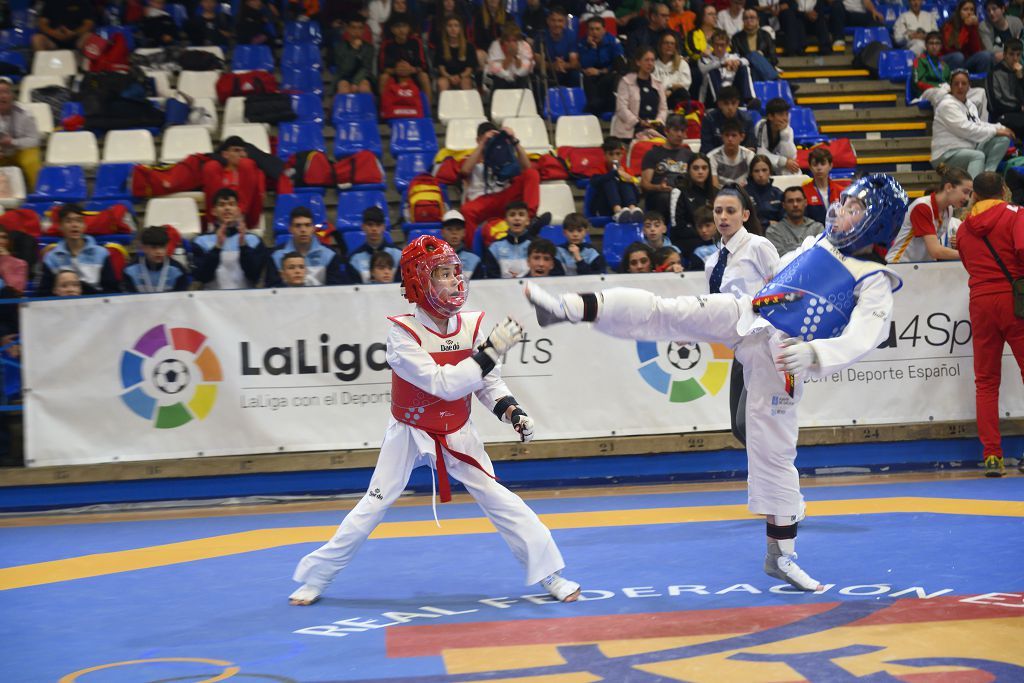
[[613, 208, 631, 223], [764, 541, 822, 591], [289, 583, 323, 605], [540, 572, 581, 602]]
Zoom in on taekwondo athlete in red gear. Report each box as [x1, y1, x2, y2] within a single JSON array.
[[524, 174, 909, 592], [290, 236, 581, 606]]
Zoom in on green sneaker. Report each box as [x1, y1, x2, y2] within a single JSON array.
[[984, 455, 1006, 478]]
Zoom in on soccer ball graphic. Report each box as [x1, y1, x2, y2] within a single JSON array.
[[152, 358, 191, 394], [665, 341, 701, 371]]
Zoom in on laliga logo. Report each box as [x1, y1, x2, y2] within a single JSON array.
[[635, 340, 733, 402], [119, 324, 223, 429]]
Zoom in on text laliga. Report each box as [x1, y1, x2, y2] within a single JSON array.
[[241, 335, 388, 381]]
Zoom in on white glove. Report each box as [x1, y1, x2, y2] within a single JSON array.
[[510, 407, 534, 442], [524, 283, 587, 326], [481, 316, 525, 362], [775, 337, 819, 374]]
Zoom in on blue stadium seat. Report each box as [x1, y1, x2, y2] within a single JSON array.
[[752, 81, 795, 108], [789, 106, 828, 145], [538, 225, 567, 245], [853, 27, 892, 54], [273, 192, 328, 234], [389, 118, 439, 157], [290, 93, 324, 124], [545, 87, 586, 120], [0, 50, 26, 82], [406, 227, 443, 242], [281, 65, 323, 96], [343, 230, 394, 253], [582, 183, 612, 228], [282, 42, 322, 71], [334, 119, 383, 157], [0, 28, 29, 49], [393, 152, 434, 194], [332, 93, 377, 123], [602, 223, 644, 271], [30, 165, 87, 202], [277, 122, 325, 159], [878, 49, 915, 81], [231, 45, 275, 72], [285, 20, 323, 45], [336, 190, 389, 230], [96, 25, 136, 51], [93, 162, 135, 200], [169, 3, 189, 27]]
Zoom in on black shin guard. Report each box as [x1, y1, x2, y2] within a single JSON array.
[[581, 293, 599, 322], [766, 522, 798, 540]]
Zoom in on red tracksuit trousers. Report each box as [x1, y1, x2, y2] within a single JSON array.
[[969, 292, 1024, 456]]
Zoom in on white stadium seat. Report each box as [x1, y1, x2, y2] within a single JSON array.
[[31, 50, 77, 79], [104, 129, 157, 164], [221, 123, 271, 153], [222, 96, 247, 128], [18, 75, 66, 104], [45, 131, 100, 167], [445, 117, 487, 151], [176, 71, 220, 101], [538, 182, 576, 225], [438, 90, 485, 124], [22, 102, 54, 137], [503, 116, 550, 155], [145, 197, 202, 239], [0, 167, 27, 209], [554, 114, 602, 148], [161, 125, 213, 163], [490, 89, 538, 125]]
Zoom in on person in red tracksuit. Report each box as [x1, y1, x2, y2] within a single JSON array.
[[955, 171, 1024, 477], [201, 136, 266, 231]]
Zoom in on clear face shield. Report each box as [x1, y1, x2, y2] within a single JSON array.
[[824, 195, 871, 252], [425, 257, 467, 317]]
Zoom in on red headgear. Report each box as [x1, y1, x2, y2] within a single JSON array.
[[400, 235, 467, 317]]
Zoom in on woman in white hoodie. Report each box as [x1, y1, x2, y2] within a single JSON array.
[[931, 69, 1015, 176]]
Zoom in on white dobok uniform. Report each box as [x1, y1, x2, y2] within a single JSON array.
[[592, 236, 899, 518], [293, 308, 565, 589]]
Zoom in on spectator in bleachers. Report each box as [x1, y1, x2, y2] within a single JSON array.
[[579, 16, 625, 115], [611, 47, 668, 140], [347, 206, 402, 284], [0, 227, 27, 296], [717, 0, 748, 37], [203, 136, 266, 232], [540, 6, 581, 87], [708, 119, 757, 185], [52, 269, 83, 297], [685, 205, 719, 269], [590, 137, 644, 223], [440, 210, 486, 279], [38, 204, 120, 296], [122, 226, 191, 293], [435, 15, 478, 92], [894, 0, 939, 56], [287, 0, 321, 22], [670, 152, 718, 252], [525, 238, 561, 277], [369, 250, 396, 283], [482, 200, 539, 278], [887, 165, 972, 262], [912, 31, 951, 97], [140, 0, 183, 47], [580, 0, 616, 22], [941, 0, 995, 73], [370, 0, 421, 46], [830, 0, 886, 39], [685, 5, 718, 60], [474, 0, 509, 65], [521, 0, 548, 42], [640, 113, 693, 218], [187, 0, 234, 47], [619, 242, 656, 272], [334, 16, 376, 95], [487, 23, 535, 90], [668, 0, 698, 35], [746, 155, 783, 224], [754, 97, 800, 173], [932, 69, 1014, 177], [803, 147, 844, 226], [236, 0, 280, 46], [653, 246, 684, 271], [765, 186, 823, 255], [618, 0, 647, 29], [730, 9, 781, 82], [987, 38, 1024, 137], [192, 189, 268, 290], [698, 29, 757, 108], [642, 210, 679, 252], [982, 0, 1024, 62], [655, 32, 694, 110], [779, 0, 835, 56], [624, 2, 679, 56], [428, 0, 474, 50], [700, 86, 756, 153], [557, 213, 607, 275], [279, 252, 308, 287], [268, 207, 347, 287], [379, 16, 434, 111], [0, 79, 41, 190], [33, 0, 96, 52], [460, 122, 540, 245]]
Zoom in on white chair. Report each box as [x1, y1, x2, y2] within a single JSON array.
[[22, 102, 54, 137], [771, 174, 809, 190], [503, 116, 550, 155], [554, 114, 603, 148], [222, 96, 247, 128], [684, 139, 701, 153], [537, 182, 576, 225], [45, 131, 100, 167], [438, 90, 485, 124], [145, 197, 203, 239], [18, 75, 66, 104], [0, 167, 27, 209], [445, 117, 487, 151], [221, 123, 271, 153], [176, 71, 220, 101], [160, 125, 213, 163], [192, 97, 219, 136], [143, 69, 174, 98], [104, 129, 157, 164], [31, 50, 77, 79], [490, 89, 538, 125]]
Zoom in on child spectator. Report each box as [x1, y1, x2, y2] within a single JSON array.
[[941, 0, 994, 73], [700, 85, 756, 153], [708, 118, 757, 186], [140, 0, 182, 47], [123, 226, 191, 293], [670, 152, 718, 254], [802, 147, 844, 226], [541, 6, 582, 86], [895, 0, 939, 55], [620, 242, 656, 272], [347, 206, 402, 283], [188, 0, 234, 47], [698, 29, 757, 108], [912, 32, 951, 98], [887, 165, 972, 263], [435, 15, 479, 92], [369, 0, 421, 46], [668, 0, 698, 35], [33, 0, 96, 52], [483, 201, 535, 278], [428, 0, 473, 50], [440, 210, 486, 279], [557, 213, 607, 275], [526, 238, 560, 277], [487, 22, 535, 90], [202, 136, 266, 231], [654, 246, 684, 272], [369, 250, 396, 283], [334, 17, 376, 95], [765, 186, 824, 255], [0, 227, 27, 296], [267, 207, 347, 287], [589, 138, 644, 223], [53, 269, 84, 297], [192, 189, 268, 290], [640, 113, 693, 218], [685, 205, 719, 270], [38, 203, 119, 296], [379, 17, 433, 112], [981, 0, 1022, 62], [474, 0, 508, 65], [642, 210, 680, 252], [279, 252, 308, 287], [754, 98, 800, 173], [746, 155, 784, 225], [579, 16, 626, 115], [987, 38, 1024, 138], [236, 0, 280, 45]]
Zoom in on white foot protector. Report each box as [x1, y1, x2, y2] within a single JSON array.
[[540, 572, 582, 602], [289, 584, 323, 606], [523, 284, 584, 327], [764, 541, 823, 592]]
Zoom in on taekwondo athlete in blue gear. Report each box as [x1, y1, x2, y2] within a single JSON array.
[[524, 174, 909, 591]]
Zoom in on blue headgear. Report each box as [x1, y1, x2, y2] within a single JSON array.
[[825, 174, 909, 255]]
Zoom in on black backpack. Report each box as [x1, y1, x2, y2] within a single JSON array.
[[244, 93, 296, 124], [483, 131, 521, 188], [179, 49, 225, 71], [854, 41, 886, 79]]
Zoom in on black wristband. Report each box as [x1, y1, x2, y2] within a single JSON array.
[[472, 349, 495, 376], [509, 407, 527, 423], [581, 292, 599, 322], [493, 395, 518, 420], [766, 522, 798, 540]]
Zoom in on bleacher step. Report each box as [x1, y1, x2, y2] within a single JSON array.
[[781, 68, 871, 80], [777, 54, 855, 69], [852, 137, 933, 154], [813, 106, 931, 123], [791, 80, 904, 96], [796, 93, 900, 107]]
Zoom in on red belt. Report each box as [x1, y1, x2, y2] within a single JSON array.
[[426, 431, 495, 502]]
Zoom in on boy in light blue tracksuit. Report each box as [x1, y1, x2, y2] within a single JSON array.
[[38, 202, 120, 296], [556, 212, 606, 275]]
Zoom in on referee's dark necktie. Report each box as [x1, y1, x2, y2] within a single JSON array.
[[709, 246, 729, 294]]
